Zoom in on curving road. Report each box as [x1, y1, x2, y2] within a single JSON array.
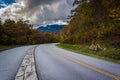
[[0, 43, 120, 80], [0, 46, 35, 80], [35, 43, 120, 80]]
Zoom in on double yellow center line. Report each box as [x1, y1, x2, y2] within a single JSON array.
[[46, 45, 120, 80]]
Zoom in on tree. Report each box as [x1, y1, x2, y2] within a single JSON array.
[[0, 19, 58, 45], [0, 18, 3, 44], [60, 0, 120, 47]]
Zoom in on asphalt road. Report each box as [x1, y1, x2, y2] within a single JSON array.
[[0, 45, 35, 80], [35, 43, 120, 80], [0, 44, 120, 80]]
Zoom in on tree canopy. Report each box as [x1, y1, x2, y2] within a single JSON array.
[[60, 0, 120, 47], [0, 19, 58, 45]]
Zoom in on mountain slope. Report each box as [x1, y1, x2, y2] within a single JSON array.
[[37, 24, 65, 33]]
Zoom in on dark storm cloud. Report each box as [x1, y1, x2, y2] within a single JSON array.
[[0, 0, 74, 25], [21, 0, 63, 9]]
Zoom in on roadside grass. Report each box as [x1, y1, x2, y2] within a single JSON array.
[[56, 43, 120, 64], [0, 45, 19, 50]]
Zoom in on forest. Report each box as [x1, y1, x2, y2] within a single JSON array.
[[60, 0, 120, 48], [0, 19, 58, 45]]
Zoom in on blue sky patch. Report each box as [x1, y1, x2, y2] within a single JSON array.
[[0, 0, 15, 8]]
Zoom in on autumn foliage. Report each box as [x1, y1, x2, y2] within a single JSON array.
[[60, 0, 120, 47], [0, 19, 58, 45]]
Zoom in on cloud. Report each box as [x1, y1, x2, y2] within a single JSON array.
[[0, 0, 74, 25], [0, 2, 25, 21]]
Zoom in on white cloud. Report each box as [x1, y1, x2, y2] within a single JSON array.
[[0, 2, 26, 22], [0, 0, 74, 26]]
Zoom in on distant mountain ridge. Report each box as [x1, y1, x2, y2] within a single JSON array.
[[37, 24, 66, 33]]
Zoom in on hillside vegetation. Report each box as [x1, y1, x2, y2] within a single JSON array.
[[0, 19, 58, 45], [60, 0, 120, 48]]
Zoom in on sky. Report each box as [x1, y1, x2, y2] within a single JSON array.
[[0, 0, 74, 26]]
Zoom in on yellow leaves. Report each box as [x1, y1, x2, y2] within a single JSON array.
[[109, 8, 120, 20]]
